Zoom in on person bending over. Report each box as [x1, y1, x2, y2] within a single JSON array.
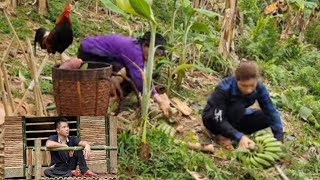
[[78, 32, 171, 117]]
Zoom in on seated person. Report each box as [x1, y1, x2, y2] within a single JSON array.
[[202, 61, 283, 150], [44, 118, 97, 177], [78, 32, 171, 117]]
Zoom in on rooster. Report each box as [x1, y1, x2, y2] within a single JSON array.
[[34, 2, 73, 56]]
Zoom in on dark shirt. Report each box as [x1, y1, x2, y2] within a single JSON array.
[[202, 76, 283, 141], [47, 135, 80, 166]]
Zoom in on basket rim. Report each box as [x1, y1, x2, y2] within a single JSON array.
[[53, 61, 112, 72]]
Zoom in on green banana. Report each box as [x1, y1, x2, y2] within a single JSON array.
[[238, 153, 249, 165], [264, 146, 282, 152], [244, 154, 252, 165], [264, 141, 282, 148], [80, 63, 88, 70], [264, 151, 281, 160], [256, 153, 275, 163], [255, 134, 273, 143], [262, 137, 278, 145], [254, 130, 267, 137], [253, 155, 272, 167], [237, 131, 285, 168], [249, 156, 263, 168]]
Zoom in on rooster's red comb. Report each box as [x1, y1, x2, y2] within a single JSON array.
[[64, 2, 71, 12]]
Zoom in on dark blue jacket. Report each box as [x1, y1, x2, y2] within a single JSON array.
[[202, 76, 283, 141]]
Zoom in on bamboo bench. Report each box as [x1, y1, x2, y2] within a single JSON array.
[[30, 138, 117, 180], [5, 116, 117, 179]]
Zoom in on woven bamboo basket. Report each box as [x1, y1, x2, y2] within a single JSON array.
[[52, 62, 112, 116]]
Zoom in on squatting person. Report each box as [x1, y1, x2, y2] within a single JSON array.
[[202, 61, 283, 150]]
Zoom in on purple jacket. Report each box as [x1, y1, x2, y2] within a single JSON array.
[[80, 34, 157, 95]]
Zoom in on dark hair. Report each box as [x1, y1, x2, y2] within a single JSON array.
[[54, 118, 68, 129], [235, 61, 260, 81], [137, 31, 166, 46]]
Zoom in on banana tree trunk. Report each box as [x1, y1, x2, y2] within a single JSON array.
[[299, 7, 319, 42], [38, 0, 49, 15], [218, 0, 237, 59]]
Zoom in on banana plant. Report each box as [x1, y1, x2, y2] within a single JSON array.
[[100, 0, 158, 160], [170, 0, 220, 87], [156, 57, 214, 94], [282, 0, 318, 40]]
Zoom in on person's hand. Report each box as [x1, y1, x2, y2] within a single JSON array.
[[159, 99, 170, 117], [158, 93, 172, 118], [239, 135, 256, 150], [83, 144, 91, 160]]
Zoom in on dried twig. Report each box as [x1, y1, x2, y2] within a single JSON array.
[[26, 38, 41, 115], [3, 9, 47, 115], [174, 139, 215, 154], [0, 66, 10, 115], [13, 55, 49, 115], [96, 0, 98, 14], [31, 0, 37, 6], [29, 38, 48, 116], [171, 89, 187, 100], [0, 37, 15, 112], [274, 164, 290, 180]]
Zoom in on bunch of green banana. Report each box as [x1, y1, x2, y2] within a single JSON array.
[[236, 131, 284, 168]]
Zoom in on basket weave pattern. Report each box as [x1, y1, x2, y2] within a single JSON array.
[[52, 63, 112, 116]]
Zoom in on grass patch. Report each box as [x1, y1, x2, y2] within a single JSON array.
[[0, 12, 32, 40], [118, 129, 231, 179]]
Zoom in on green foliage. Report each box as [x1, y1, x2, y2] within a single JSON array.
[[0, 11, 32, 40], [101, 0, 129, 18], [238, 0, 264, 26], [118, 130, 231, 179], [236, 17, 280, 61], [152, 0, 177, 24], [305, 23, 320, 48], [129, 0, 157, 24], [45, 0, 67, 23], [46, 0, 112, 38], [40, 80, 53, 94]]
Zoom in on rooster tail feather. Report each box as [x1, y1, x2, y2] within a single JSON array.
[[34, 27, 48, 55]]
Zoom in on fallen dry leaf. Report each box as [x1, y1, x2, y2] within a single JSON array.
[[187, 170, 210, 180], [171, 97, 192, 116], [264, 2, 278, 15], [175, 124, 184, 133]]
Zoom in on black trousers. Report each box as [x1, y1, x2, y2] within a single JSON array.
[[203, 101, 270, 137], [44, 150, 89, 177], [78, 46, 133, 96]]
